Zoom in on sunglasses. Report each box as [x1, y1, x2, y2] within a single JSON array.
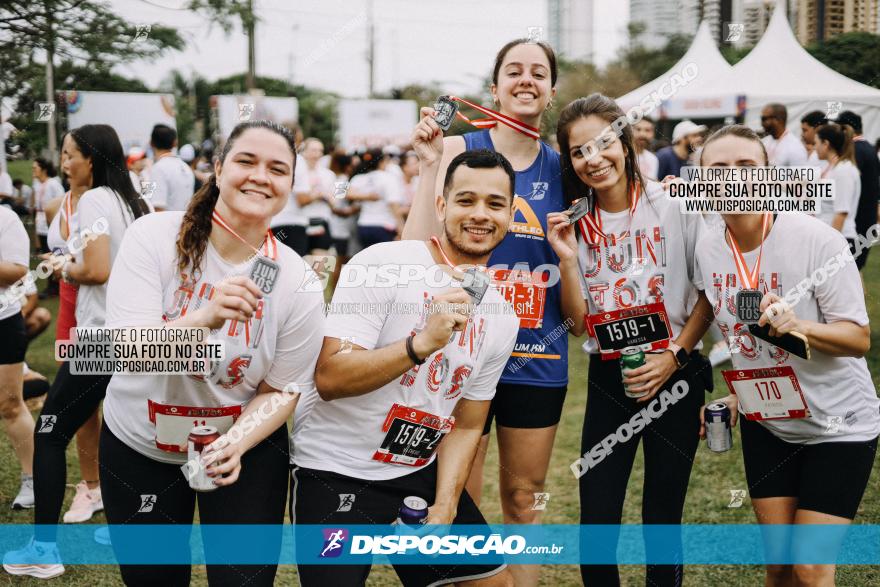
[[761, 115, 776, 122]]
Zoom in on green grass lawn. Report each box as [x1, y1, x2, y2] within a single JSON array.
[[2, 240, 878, 586]]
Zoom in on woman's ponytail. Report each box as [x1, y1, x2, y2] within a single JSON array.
[[175, 175, 220, 282]]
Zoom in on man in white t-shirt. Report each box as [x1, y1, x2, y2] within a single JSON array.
[[294, 138, 337, 256], [291, 149, 520, 586], [633, 118, 659, 180], [761, 103, 808, 167], [800, 110, 828, 172], [270, 154, 309, 256], [148, 124, 195, 212]]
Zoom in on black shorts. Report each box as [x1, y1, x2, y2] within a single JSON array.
[[307, 219, 333, 252], [482, 383, 567, 435], [291, 461, 505, 586], [274, 224, 308, 256], [332, 237, 350, 257], [0, 312, 26, 365], [740, 416, 878, 519]]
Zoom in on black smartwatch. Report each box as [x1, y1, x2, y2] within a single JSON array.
[[667, 342, 689, 369]]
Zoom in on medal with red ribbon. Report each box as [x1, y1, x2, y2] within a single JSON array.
[[574, 182, 657, 265], [447, 95, 541, 141], [211, 209, 280, 295], [429, 236, 490, 304], [728, 212, 770, 324]]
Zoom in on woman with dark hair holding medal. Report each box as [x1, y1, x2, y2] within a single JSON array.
[[695, 125, 878, 587], [547, 94, 714, 587], [95, 121, 325, 585], [405, 37, 572, 586]]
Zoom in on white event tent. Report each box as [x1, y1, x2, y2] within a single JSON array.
[[617, 0, 880, 140], [616, 21, 738, 120]]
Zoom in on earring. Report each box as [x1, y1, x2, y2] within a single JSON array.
[[546, 99, 554, 111]]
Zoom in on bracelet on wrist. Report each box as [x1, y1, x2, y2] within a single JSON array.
[[405, 334, 426, 365]]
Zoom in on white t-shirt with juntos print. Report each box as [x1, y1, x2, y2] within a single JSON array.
[[292, 240, 519, 481], [576, 181, 705, 354], [102, 212, 326, 464], [693, 212, 879, 444]]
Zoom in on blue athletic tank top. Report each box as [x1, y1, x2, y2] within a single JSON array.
[[463, 130, 568, 386]]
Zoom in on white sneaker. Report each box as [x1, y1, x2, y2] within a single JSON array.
[[3, 539, 65, 579], [63, 481, 104, 523], [708, 341, 732, 367], [12, 474, 34, 510]]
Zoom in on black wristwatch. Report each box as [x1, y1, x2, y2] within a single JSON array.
[[667, 342, 689, 369]]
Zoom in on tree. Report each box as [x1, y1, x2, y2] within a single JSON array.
[[187, 0, 257, 90], [807, 32, 880, 90], [720, 45, 752, 66], [0, 0, 183, 157]]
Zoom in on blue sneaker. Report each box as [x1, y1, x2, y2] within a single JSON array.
[[94, 526, 112, 546], [3, 538, 65, 579]]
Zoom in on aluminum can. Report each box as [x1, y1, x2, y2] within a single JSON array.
[[620, 347, 647, 398], [398, 496, 429, 526], [705, 402, 733, 453], [187, 425, 220, 491]]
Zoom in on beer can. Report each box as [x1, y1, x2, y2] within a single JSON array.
[[187, 425, 220, 492], [398, 496, 429, 526], [620, 347, 648, 399], [705, 402, 733, 453]]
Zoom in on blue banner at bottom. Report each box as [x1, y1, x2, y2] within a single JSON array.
[[3, 525, 880, 565]]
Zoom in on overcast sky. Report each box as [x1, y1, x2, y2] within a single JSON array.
[[114, 0, 629, 97]]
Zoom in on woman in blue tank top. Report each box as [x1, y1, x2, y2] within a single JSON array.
[[404, 38, 579, 586]]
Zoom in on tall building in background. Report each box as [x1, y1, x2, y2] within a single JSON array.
[[628, 0, 738, 48], [547, 0, 594, 62], [740, 0, 777, 45], [796, 0, 879, 43], [697, 0, 736, 43], [628, 0, 699, 49]]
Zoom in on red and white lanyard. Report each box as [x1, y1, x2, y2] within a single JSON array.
[[211, 209, 278, 260], [727, 212, 770, 291], [447, 95, 540, 140], [429, 235, 485, 274], [574, 183, 657, 265]]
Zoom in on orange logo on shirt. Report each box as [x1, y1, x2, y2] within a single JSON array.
[[509, 197, 545, 237]]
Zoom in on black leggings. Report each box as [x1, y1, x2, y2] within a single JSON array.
[[34, 363, 110, 540], [579, 352, 707, 587], [100, 421, 290, 587]]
